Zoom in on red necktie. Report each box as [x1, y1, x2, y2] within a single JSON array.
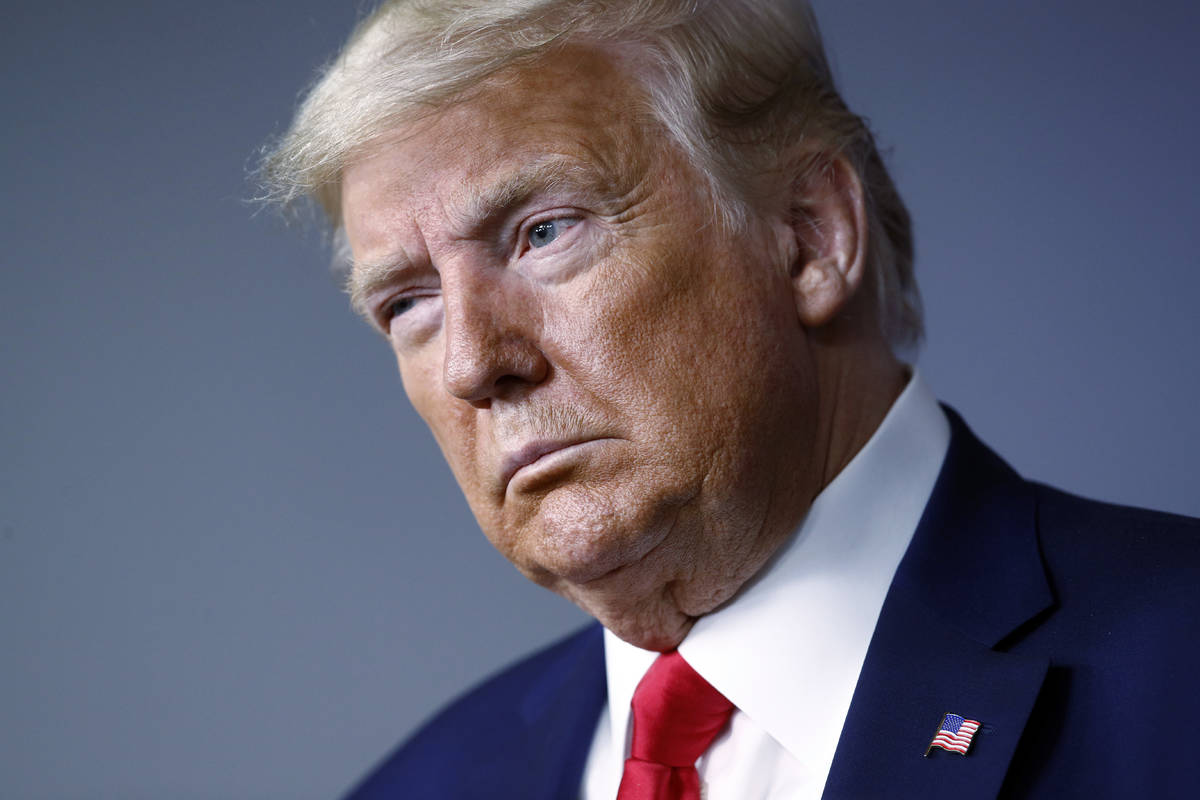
[[616, 650, 735, 800]]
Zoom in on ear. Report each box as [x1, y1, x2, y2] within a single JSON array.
[[786, 155, 869, 328]]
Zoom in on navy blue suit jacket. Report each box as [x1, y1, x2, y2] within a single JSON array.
[[347, 410, 1200, 798]]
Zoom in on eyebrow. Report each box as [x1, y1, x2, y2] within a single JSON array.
[[345, 155, 609, 316], [346, 242, 417, 319], [458, 155, 603, 225]]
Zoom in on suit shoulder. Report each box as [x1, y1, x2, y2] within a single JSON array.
[[1000, 487, 1200, 795], [344, 622, 605, 800], [1028, 484, 1200, 646], [1033, 482, 1200, 573], [410, 621, 604, 732]]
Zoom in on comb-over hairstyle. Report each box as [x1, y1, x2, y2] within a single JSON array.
[[259, 0, 923, 349]]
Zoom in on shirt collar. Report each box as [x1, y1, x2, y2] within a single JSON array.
[[603, 371, 950, 777]]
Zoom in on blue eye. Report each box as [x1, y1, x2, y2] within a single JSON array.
[[527, 218, 578, 249]]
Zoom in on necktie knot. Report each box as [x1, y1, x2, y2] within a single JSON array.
[[617, 650, 734, 800]]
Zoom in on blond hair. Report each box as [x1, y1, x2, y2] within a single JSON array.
[[259, 0, 922, 348]]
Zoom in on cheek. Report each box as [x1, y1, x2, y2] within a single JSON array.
[[568, 247, 784, 397], [396, 351, 438, 426], [554, 252, 684, 374], [397, 352, 481, 486]]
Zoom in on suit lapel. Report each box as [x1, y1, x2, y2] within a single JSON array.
[[511, 623, 607, 800], [823, 410, 1053, 799]]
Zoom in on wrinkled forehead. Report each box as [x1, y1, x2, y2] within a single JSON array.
[[339, 44, 677, 301], [339, 44, 665, 230]]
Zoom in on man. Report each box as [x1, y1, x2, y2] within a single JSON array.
[[260, 1, 1200, 797]]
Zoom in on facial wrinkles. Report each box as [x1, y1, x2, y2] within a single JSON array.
[[357, 220, 533, 512], [342, 44, 825, 651], [491, 402, 608, 452], [438, 150, 667, 510], [410, 265, 542, 495], [353, 151, 641, 328]]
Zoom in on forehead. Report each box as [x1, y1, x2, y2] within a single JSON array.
[[340, 45, 655, 236]]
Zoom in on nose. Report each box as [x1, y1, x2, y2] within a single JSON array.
[[440, 269, 548, 404]]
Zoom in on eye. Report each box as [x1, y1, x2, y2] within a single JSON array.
[[386, 296, 418, 319], [381, 293, 433, 329], [526, 217, 579, 250]]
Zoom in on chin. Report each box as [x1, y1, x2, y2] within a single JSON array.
[[611, 617, 695, 653], [516, 488, 678, 585], [501, 464, 693, 574], [562, 578, 697, 652]]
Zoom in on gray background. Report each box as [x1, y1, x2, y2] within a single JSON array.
[[3, 1, 1197, 798]]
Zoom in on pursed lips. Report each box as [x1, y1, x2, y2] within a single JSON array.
[[500, 438, 601, 491]]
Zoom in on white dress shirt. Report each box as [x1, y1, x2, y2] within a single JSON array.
[[580, 373, 950, 799]]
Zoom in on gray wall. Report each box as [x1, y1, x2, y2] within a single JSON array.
[[3, 2, 1196, 798]]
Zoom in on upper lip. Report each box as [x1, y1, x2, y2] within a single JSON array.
[[500, 438, 593, 490]]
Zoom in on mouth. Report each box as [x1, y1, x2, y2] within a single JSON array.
[[500, 438, 608, 492]]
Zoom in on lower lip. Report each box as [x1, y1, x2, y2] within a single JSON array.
[[507, 439, 610, 492]]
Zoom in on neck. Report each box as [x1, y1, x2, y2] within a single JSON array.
[[563, 330, 908, 653], [810, 332, 909, 496]]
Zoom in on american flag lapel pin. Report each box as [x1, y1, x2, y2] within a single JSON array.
[[924, 712, 981, 757]]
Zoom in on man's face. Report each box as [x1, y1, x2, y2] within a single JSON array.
[[341, 47, 822, 648]]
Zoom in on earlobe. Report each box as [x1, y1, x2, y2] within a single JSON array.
[[794, 255, 851, 327], [787, 156, 868, 329]]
